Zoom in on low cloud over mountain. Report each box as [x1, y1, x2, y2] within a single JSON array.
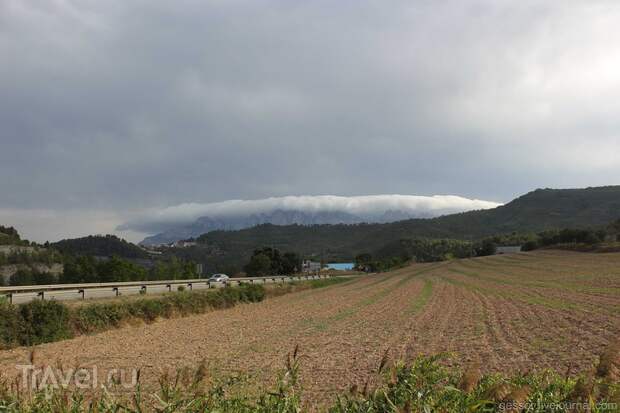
[[118, 195, 502, 245]]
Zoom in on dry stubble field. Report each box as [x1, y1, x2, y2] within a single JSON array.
[[1, 250, 619, 408]]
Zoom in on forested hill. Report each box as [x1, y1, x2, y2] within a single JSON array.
[[197, 186, 620, 258], [52, 235, 149, 259], [0, 226, 24, 245]]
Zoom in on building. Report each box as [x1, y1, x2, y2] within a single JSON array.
[[302, 260, 321, 273], [326, 263, 355, 271], [171, 240, 197, 248]]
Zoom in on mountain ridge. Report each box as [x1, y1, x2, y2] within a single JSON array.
[[141, 208, 429, 245], [192, 186, 620, 262], [142, 186, 620, 248]]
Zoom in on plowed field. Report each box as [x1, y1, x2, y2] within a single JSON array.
[[1, 250, 619, 408]]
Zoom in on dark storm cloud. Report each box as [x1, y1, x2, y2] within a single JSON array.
[[1, 0, 619, 241]]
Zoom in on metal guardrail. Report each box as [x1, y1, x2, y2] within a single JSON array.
[[0, 274, 332, 304]]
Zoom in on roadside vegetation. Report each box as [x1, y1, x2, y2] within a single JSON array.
[[0, 284, 266, 348], [0, 276, 348, 350], [0, 348, 617, 412]]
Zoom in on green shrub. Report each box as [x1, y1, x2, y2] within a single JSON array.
[[218, 287, 242, 307], [165, 290, 212, 315], [72, 303, 130, 333], [240, 283, 266, 302], [0, 303, 21, 348], [17, 300, 73, 345], [128, 298, 171, 322]]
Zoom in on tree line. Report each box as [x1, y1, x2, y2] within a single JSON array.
[[243, 247, 301, 277], [59, 255, 199, 284], [522, 219, 620, 251], [2, 255, 200, 286], [354, 237, 502, 272]]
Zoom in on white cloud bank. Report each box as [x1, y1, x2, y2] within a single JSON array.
[[119, 194, 502, 234]]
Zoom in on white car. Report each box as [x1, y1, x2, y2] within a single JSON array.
[[208, 274, 229, 283]]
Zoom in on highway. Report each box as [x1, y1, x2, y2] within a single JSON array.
[[0, 274, 332, 305]]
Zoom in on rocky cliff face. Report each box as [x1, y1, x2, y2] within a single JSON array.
[[0, 245, 64, 285], [0, 263, 64, 285], [0, 245, 36, 254]]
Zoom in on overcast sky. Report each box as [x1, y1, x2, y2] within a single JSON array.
[[1, 0, 620, 242]]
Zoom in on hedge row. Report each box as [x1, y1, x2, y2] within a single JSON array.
[[0, 284, 265, 348]]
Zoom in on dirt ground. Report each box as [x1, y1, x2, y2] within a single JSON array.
[[1, 250, 619, 408]]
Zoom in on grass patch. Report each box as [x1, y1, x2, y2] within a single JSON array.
[[348, 273, 399, 290], [408, 279, 433, 314], [305, 277, 353, 289]]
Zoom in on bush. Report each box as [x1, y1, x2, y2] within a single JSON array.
[[17, 300, 73, 346], [474, 238, 497, 256], [127, 298, 172, 322], [522, 239, 539, 251], [240, 283, 266, 302], [0, 303, 21, 348], [72, 303, 130, 333]]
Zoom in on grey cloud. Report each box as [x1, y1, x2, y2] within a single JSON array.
[[1, 1, 620, 240], [119, 194, 502, 234]]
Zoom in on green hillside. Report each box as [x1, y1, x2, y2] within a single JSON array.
[[52, 235, 150, 259], [195, 186, 620, 261]]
